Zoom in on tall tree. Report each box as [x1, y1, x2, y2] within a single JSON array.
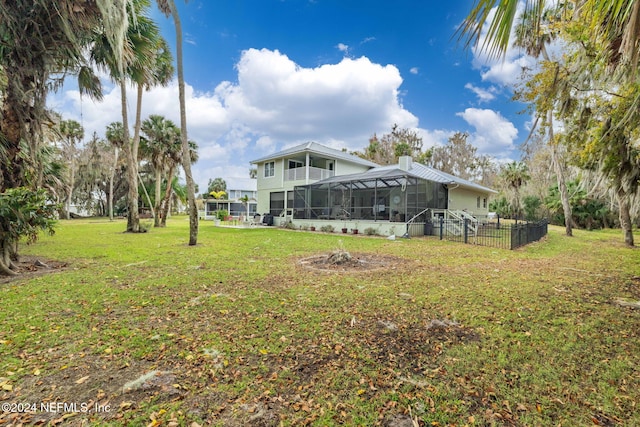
[[106, 122, 126, 221], [59, 119, 84, 219], [511, 4, 575, 236], [0, 0, 129, 193], [458, 0, 640, 243], [358, 124, 424, 165], [160, 140, 198, 226], [458, 0, 640, 74], [207, 178, 227, 195], [141, 115, 180, 227], [91, 0, 164, 232], [157, 0, 199, 244], [564, 83, 640, 246], [500, 161, 531, 221], [429, 132, 481, 181]]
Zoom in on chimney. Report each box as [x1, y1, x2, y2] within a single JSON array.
[[398, 156, 412, 171]]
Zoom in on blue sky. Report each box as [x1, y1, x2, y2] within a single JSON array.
[[50, 0, 536, 192]]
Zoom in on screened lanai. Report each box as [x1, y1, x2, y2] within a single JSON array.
[[292, 166, 449, 223]]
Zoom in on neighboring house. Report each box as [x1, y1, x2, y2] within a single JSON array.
[[250, 141, 379, 217], [252, 142, 497, 236], [203, 181, 257, 220]]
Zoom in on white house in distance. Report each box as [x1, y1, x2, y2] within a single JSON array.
[[251, 142, 496, 236], [203, 179, 257, 220]]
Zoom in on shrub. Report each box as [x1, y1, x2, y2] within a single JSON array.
[[364, 227, 379, 236], [320, 224, 335, 233], [0, 187, 57, 275]]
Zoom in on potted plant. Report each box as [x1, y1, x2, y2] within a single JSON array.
[[341, 225, 348, 233], [310, 225, 316, 231], [352, 222, 359, 234]]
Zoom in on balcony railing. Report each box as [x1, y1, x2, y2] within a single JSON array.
[[285, 166, 334, 182]]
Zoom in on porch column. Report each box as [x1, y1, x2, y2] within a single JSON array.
[[305, 152, 310, 184]]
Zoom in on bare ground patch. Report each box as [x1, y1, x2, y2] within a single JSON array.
[[0, 255, 68, 285], [0, 355, 189, 426], [297, 251, 407, 273]]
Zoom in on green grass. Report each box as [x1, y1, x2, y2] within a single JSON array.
[[1, 219, 639, 426]]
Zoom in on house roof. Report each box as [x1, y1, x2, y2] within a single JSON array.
[[250, 141, 379, 168], [308, 159, 497, 194]]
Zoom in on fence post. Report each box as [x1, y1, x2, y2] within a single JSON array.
[[439, 216, 444, 240], [464, 218, 469, 244]]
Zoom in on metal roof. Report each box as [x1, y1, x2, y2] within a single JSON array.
[[306, 160, 497, 194], [250, 141, 379, 168]]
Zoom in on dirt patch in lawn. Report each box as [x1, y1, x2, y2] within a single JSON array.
[[0, 255, 68, 285], [297, 251, 406, 273], [0, 357, 186, 426]]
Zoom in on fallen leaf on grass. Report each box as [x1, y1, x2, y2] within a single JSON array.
[[75, 375, 90, 384]]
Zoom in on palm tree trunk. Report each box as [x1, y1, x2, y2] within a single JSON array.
[[120, 80, 140, 232], [170, 0, 198, 245], [154, 169, 162, 227], [617, 187, 635, 247], [109, 146, 119, 221], [66, 160, 74, 219], [160, 165, 175, 227]]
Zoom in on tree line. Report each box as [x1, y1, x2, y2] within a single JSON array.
[[456, 0, 640, 246], [0, 0, 197, 276], [356, 122, 638, 245]]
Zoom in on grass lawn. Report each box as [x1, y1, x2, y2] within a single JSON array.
[[1, 218, 639, 426]]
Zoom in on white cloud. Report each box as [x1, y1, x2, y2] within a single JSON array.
[[336, 43, 349, 53], [50, 48, 418, 193], [464, 83, 497, 103], [219, 48, 417, 149], [468, 1, 536, 87], [479, 55, 535, 86], [409, 67, 419, 75], [456, 108, 518, 158]]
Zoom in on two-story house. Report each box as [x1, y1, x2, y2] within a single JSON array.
[[252, 142, 496, 236]]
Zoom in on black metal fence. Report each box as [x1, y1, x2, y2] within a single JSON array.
[[426, 218, 548, 250]]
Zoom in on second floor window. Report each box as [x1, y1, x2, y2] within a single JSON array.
[[264, 161, 275, 177]]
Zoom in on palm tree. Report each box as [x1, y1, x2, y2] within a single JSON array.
[[59, 119, 84, 219], [157, 0, 199, 245], [511, 5, 574, 237], [159, 139, 198, 226], [458, 0, 640, 73], [0, 1, 129, 192], [141, 115, 180, 227], [459, 1, 639, 246], [91, 0, 164, 232], [106, 122, 126, 221], [501, 161, 531, 221]]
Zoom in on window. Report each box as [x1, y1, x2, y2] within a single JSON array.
[[477, 196, 481, 208], [483, 198, 487, 208], [264, 161, 275, 178], [288, 160, 303, 169]]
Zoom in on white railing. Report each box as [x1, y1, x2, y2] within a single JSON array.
[[284, 166, 334, 182]]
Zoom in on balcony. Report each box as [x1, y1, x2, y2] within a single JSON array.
[[285, 166, 334, 182]]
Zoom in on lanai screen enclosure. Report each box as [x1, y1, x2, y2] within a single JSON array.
[[292, 167, 448, 223]]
